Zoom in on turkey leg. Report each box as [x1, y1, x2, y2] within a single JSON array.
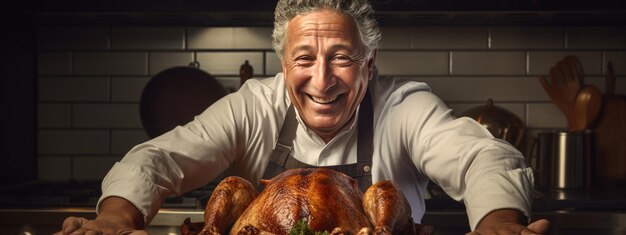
[[200, 176, 258, 234], [362, 181, 416, 235]]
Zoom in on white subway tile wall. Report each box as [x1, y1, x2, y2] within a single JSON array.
[[111, 77, 151, 102], [73, 157, 121, 180], [187, 27, 235, 49], [37, 27, 110, 50], [452, 51, 527, 75], [38, 104, 72, 128], [38, 157, 72, 180], [111, 27, 185, 50], [378, 27, 411, 49], [528, 51, 603, 75], [490, 27, 565, 49], [605, 52, 626, 75], [39, 77, 110, 101], [411, 27, 488, 49], [37, 52, 72, 75], [186, 27, 273, 49], [38, 130, 110, 155], [416, 77, 548, 102], [232, 28, 274, 49], [72, 104, 142, 128], [567, 27, 626, 49], [36, 26, 626, 181], [265, 52, 282, 75], [196, 52, 264, 75], [376, 51, 449, 75], [149, 52, 195, 75], [111, 130, 149, 155], [73, 52, 149, 76]]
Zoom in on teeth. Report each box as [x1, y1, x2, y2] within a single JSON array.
[[311, 95, 338, 104]]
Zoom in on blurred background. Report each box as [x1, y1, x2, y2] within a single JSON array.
[[1, 0, 625, 234]]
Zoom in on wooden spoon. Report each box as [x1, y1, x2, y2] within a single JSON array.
[[572, 85, 603, 131], [538, 55, 584, 129]]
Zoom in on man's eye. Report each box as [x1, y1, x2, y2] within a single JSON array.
[[331, 55, 353, 66], [296, 55, 315, 61], [297, 56, 311, 60], [295, 56, 314, 65]]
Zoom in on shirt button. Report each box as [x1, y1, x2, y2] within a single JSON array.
[[363, 165, 371, 173]]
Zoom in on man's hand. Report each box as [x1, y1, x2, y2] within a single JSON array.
[[54, 196, 148, 235], [466, 209, 550, 235], [53, 216, 148, 235]]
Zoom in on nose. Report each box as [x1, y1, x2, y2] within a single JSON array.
[[310, 59, 336, 93]]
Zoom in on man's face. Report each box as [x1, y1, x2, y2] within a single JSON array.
[[281, 9, 376, 143]]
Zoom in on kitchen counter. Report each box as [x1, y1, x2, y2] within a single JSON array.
[[421, 186, 626, 234], [2, 183, 626, 234], [425, 185, 626, 212], [1, 208, 625, 235]]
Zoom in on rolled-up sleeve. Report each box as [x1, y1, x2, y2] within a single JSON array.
[[400, 90, 534, 230], [97, 122, 237, 223], [464, 164, 534, 230], [96, 77, 284, 224], [97, 162, 168, 223], [97, 93, 245, 223]]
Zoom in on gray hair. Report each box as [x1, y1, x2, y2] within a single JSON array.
[[272, 0, 381, 60]]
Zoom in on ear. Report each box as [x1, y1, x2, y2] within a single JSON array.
[[260, 179, 271, 186], [281, 57, 287, 74], [281, 58, 290, 82], [367, 50, 377, 80]]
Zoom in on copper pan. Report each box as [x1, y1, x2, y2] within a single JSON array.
[[140, 66, 227, 138]]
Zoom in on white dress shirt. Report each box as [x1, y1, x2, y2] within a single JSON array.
[[99, 73, 534, 230]]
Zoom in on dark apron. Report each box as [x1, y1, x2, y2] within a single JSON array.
[[261, 91, 373, 192]]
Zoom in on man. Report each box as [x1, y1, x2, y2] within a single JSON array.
[[57, 0, 549, 234]]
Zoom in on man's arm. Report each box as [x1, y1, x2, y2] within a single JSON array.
[[56, 197, 146, 235], [393, 90, 545, 233], [470, 209, 550, 235], [96, 196, 146, 229]]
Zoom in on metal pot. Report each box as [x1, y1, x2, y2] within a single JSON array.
[[530, 130, 595, 190], [461, 99, 524, 148]]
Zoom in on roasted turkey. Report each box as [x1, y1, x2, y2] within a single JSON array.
[[181, 168, 432, 235]]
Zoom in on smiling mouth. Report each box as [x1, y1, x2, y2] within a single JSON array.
[[309, 94, 339, 104]]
